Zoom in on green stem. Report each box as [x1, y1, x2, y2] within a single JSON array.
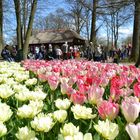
[[41, 132, 45, 140], [16, 100, 19, 108], [2, 136, 6, 140], [50, 92, 54, 110]]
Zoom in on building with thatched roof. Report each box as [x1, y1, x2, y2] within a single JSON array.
[[29, 29, 85, 47]]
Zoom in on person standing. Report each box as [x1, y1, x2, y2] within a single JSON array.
[[63, 42, 68, 60], [34, 47, 43, 60], [55, 47, 62, 59], [94, 45, 102, 61], [47, 44, 54, 60]]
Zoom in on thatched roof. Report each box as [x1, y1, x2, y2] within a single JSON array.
[[29, 29, 85, 45]]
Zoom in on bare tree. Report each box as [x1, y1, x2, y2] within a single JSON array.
[[84, 8, 91, 41], [14, 0, 37, 59], [98, 0, 133, 48], [66, 0, 86, 34], [90, 0, 97, 46], [0, 0, 3, 53], [14, 0, 22, 50], [34, 8, 71, 31], [23, 0, 37, 59], [22, 0, 28, 40], [130, 0, 140, 62], [135, 0, 140, 67]]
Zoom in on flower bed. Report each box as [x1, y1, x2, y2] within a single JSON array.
[[0, 60, 139, 140]]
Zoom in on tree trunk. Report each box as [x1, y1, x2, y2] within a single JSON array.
[[135, 0, 140, 67], [135, 36, 140, 67], [76, 16, 80, 34], [111, 14, 114, 47], [23, 0, 37, 60], [14, 0, 22, 50], [23, 0, 27, 40], [90, 0, 97, 46], [0, 0, 3, 54], [130, 0, 140, 62], [86, 18, 90, 41], [114, 12, 119, 48], [114, 28, 118, 49]]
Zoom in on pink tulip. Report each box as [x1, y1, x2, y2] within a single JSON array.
[[88, 86, 104, 105], [52, 67, 61, 73], [71, 91, 86, 105], [137, 76, 140, 83], [68, 76, 77, 86], [133, 82, 140, 99], [110, 86, 123, 101], [47, 75, 59, 91], [60, 82, 69, 95], [111, 76, 124, 89], [126, 123, 140, 140], [121, 87, 133, 97], [66, 86, 76, 97], [98, 100, 119, 120], [78, 84, 89, 94], [121, 96, 140, 123], [129, 65, 138, 74], [100, 76, 109, 87], [38, 74, 48, 82], [91, 76, 101, 87]]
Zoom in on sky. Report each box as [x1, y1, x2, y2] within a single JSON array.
[[3, 0, 133, 45], [4, 0, 68, 43]]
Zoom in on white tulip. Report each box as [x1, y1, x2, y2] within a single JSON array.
[[17, 105, 34, 118], [73, 132, 84, 140], [55, 98, 71, 110], [84, 133, 93, 140], [94, 119, 119, 140], [126, 123, 140, 140], [25, 78, 37, 86], [53, 110, 67, 123], [28, 91, 46, 101], [0, 122, 7, 137], [16, 126, 38, 140], [17, 100, 43, 118], [0, 84, 14, 99], [31, 113, 54, 132], [0, 102, 13, 122], [71, 104, 96, 120], [60, 123, 79, 137]]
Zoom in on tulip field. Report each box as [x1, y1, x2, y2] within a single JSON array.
[[0, 60, 139, 140]]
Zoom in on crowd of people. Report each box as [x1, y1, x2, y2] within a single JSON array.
[[1, 42, 132, 64], [27, 42, 82, 60], [1, 45, 17, 62], [84, 43, 132, 64]]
